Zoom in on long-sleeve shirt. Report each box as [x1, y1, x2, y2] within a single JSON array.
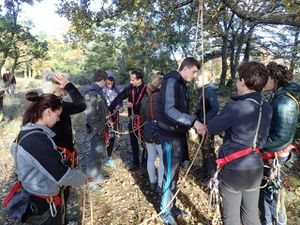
[[51, 82, 86, 151]]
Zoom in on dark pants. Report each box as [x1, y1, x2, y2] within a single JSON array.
[[128, 120, 147, 167], [106, 130, 116, 157], [259, 188, 286, 225], [160, 135, 186, 214], [259, 153, 294, 225], [22, 195, 63, 225], [219, 182, 261, 225], [200, 134, 216, 177]]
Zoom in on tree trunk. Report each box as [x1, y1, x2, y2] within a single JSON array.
[[220, 36, 228, 86]]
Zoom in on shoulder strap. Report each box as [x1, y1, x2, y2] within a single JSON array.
[[16, 130, 44, 149], [14, 130, 44, 178], [285, 92, 300, 112], [245, 98, 263, 149]]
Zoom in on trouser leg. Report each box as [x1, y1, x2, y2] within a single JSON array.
[[160, 136, 184, 214], [156, 144, 164, 189], [129, 121, 140, 166], [219, 182, 242, 225], [86, 133, 106, 186], [241, 188, 261, 225], [146, 143, 157, 184]]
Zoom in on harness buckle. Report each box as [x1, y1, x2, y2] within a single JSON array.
[[47, 197, 57, 217]]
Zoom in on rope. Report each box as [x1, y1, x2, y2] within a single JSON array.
[[81, 185, 87, 225], [138, 134, 206, 224]]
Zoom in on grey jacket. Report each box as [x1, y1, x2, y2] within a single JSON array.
[[10, 123, 86, 196], [84, 88, 108, 134]]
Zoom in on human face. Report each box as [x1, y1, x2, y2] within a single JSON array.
[[181, 66, 199, 82], [46, 107, 62, 128], [106, 80, 114, 90], [130, 74, 142, 87], [264, 76, 276, 91], [98, 79, 107, 88], [236, 78, 244, 95]]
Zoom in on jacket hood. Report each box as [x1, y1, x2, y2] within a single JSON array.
[[107, 72, 114, 79], [276, 82, 300, 97], [21, 123, 56, 138]]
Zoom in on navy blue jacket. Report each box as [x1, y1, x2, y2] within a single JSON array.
[[197, 83, 219, 122], [207, 92, 272, 190], [207, 92, 273, 171], [157, 71, 196, 137]]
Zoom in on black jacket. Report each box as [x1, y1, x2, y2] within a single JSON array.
[[108, 83, 147, 116], [140, 86, 160, 144], [51, 82, 86, 151], [157, 71, 196, 137]]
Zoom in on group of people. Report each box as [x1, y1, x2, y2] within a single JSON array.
[[2, 56, 299, 225]]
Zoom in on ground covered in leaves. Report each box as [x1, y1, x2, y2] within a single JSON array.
[[0, 80, 300, 225]]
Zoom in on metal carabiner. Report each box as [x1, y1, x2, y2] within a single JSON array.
[[47, 198, 57, 217]]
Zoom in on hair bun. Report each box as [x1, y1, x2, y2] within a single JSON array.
[[26, 91, 42, 102]]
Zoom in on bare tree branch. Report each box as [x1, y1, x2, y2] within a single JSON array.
[[223, 0, 300, 27]]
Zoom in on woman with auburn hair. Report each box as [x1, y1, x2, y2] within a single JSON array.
[[260, 62, 300, 225], [4, 91, 86, 225]]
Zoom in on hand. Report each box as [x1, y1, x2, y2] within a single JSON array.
[[194, 120, 207, 135], [127, 102, 133, 108], [53, 74, 70, 88]]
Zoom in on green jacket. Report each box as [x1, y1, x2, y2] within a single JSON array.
[[264, 82, 300, 152]]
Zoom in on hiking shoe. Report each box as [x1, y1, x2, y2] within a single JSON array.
[[171, 207, 187, 219], [104, 157, 117, 168], [159, 213, 178, 225]]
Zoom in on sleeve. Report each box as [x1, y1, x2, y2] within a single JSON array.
[[24, 134, 74, 183], [140, 96, 147, 124], [264, 97, 298, 152], [108, 86, 130, 112], [205, 87, 219, 121], [62, 82, 86, 115], [163, 78, 196, 127], [207, 102, 236, 135]]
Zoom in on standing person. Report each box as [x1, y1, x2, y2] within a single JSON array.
[[140, 75, 164, 192], [196, 73, 219, 179], [259, 62, 300, 225], [103, 73, 123, 168], [4, 91, 86, 225], [198, 61, 273, 225], [108, 69, 147, 172], [44, 73, 86, 224], [157, 57, 203, 224], [84, 70, 108, 192], [2, 69, 16, 96]]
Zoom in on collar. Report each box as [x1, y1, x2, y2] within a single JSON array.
[[21, 123, 56, 138], [231, 92, 262, 102]]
